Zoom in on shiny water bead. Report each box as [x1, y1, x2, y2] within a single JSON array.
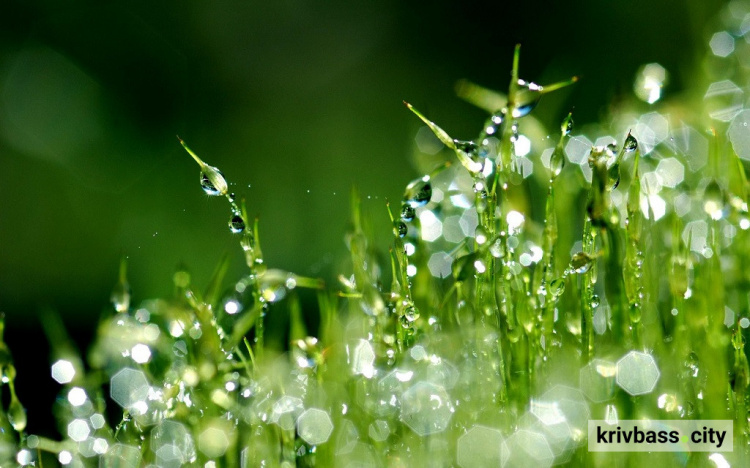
[[199, 165, 228, 196], [297, 408, 334, 445], [623, 133, 638, 152], [513, 80, 543, 118], [570, 252, 593, 274], [8, 396, 26, 432], [395, 222, 407, 238], [703, 180, 726, 220], [549, 148, 565, 178], [550, 278, 565, 297], [400, 204, 416, 222], [616, 351, 660, 396], [606, 162, 621, 190], [404, 176, 432, 208], [457, 426, 507, 468], [561, 114, 573, 136], [404, 305, 419, 322], [400, 381, 454, 436], [229, 215, 245, 233]]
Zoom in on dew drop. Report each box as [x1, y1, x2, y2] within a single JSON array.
[[404, 177, 432, 208], [512, 80, 543, 118], [624, 133, 638, 153], [396, 222, 407, 238], [703, 180, 726, 220], [590, 294, 600, 308], [8, 397, 26, 432], [561, 114, 574, 136], [111, 283, 131, 314], [200, 166, 228, 196], [400, 315, 411, 329], [570, 252, 593, 274], [229, 215, 246, 234], [549, 149, 565, 178], [404, 305, 420, 322], [607, 163, 621, 190], [401, 204, 416, 222], [550, 278, 566, 297]]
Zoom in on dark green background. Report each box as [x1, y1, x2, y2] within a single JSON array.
[[0, 0, 726, 434]]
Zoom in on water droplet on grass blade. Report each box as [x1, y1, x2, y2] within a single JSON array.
[[624, 133, 638, 152], [562, 114, 573, 136], [703, 180, 726, 220], [8, 397, 26, 432], [549, 149, 565, 178], [404, 177, 432, 208], [200, 167, 228, 196], [570, 252, 593, 274], [229, 215, 245, 234], [404, 305, 419, 322], [400, 204, 416, 222], [550, 278, 565, 297], [396, 222, 407, 238]]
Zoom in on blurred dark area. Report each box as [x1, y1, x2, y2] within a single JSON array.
[[0, 0, 727, 436]]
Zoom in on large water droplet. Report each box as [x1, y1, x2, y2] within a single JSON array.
[[570, 252, 593, 274], [404, 177, 432, 208], [396, 222, 407, 238], [111, 283, 131, 314], [607, 163, 621, 190], [229, 215, 246, 234], [550, 278, 565, 297], [703, 180, 726, 220], [624, 133, 638, 153], [200, 166, 228, 196], [404, 305, 420, 322], [561, 114, 573, 136], [512, 80, 543, 118], [401, 204, 416, 222], [8, 396, 26, 432], [549, 149, 565, 178]]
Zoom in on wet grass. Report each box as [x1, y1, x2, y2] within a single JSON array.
[[2, 5, 750, 466]]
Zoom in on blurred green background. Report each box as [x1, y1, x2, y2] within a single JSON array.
[[0, 0, 726, 433]]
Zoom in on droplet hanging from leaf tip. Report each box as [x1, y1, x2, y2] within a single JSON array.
[[624, 133, 638, 152], [229, 215, 246, 234], [404, 177, 432, 208]]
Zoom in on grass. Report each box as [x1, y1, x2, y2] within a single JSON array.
[[4, 7, 750, 467]]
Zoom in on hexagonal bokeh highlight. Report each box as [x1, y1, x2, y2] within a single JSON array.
[[400, 381, 454, 436], [457, 425, 507, 468], [579, 359, 616, 402], [110, 368, 149, 409], [616, 351, 660, 396], [198, 427, 230, 458], [655, 157, 685, 188], [504, 430, 554, 468], [540, 385, 589, 445], [100, 443, 141, 467], [67, 419, 90, 442], [51, 359, 76, 384], [297, 408, 334, 445], [150, 420, 196, 467], [270, 396, 304, 431]]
